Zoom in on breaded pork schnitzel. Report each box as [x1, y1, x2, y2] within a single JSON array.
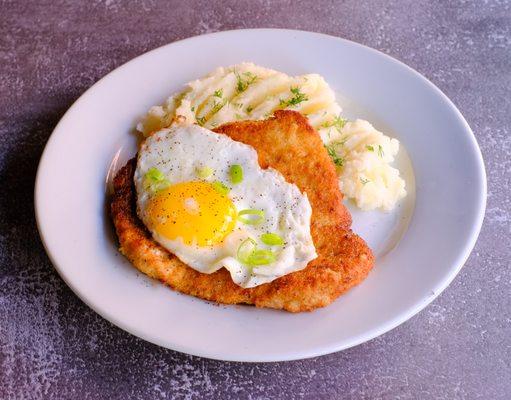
[[111, 111, 374, 312]]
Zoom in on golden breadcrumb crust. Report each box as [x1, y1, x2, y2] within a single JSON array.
[[110, 111, 374, 312]]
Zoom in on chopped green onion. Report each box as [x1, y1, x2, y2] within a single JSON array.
[[236, 238, 276, 266], [237, 238, 257, 264], [196, 166, 213, 179], [229, 164, 243, 184], [212, 181, 230, 195], [238, 209, 265, 225], [143, 167, 170, 192], [247, 249, 276, 266], [366, 145, 374, 152], [145, 167, 165, 181], [260, 233, 284, 246], [378, 145, 385, 157]]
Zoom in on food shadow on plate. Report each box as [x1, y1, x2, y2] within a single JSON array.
[[100, 127, 150, 279]]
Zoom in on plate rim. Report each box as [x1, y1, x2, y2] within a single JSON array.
[[34, 28, 487, 362]]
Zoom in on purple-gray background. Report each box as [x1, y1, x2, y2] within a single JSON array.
[[1, 1, 510, 399]]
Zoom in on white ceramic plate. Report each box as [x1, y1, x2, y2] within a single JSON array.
[[35, 29, 486, 362]]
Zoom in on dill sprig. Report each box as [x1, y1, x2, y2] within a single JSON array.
[[366, 144, 384, 157], [279, 87, 308, 108], [325, 144, 344, 167], [211, 99, 227, 115], [235, 71, 257, 93], [196, 116, 206, 126], [322, 115, 347, 131]]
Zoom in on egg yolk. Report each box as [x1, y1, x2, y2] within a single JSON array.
[[147, 181, 237, 246]]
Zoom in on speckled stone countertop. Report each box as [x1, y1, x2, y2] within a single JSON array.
[[1, 1, 510, 399]]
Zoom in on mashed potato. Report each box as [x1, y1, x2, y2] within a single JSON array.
[[138, 63, 406, 211], [324, 120, 406, 211]]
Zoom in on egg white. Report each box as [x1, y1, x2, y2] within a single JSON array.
[[134, 124, 317, 288]]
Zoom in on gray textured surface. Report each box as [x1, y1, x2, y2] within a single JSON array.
[[1, 0, 510, 399]]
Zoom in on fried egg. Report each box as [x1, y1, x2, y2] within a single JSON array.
[[134, 124, 317, 288]]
